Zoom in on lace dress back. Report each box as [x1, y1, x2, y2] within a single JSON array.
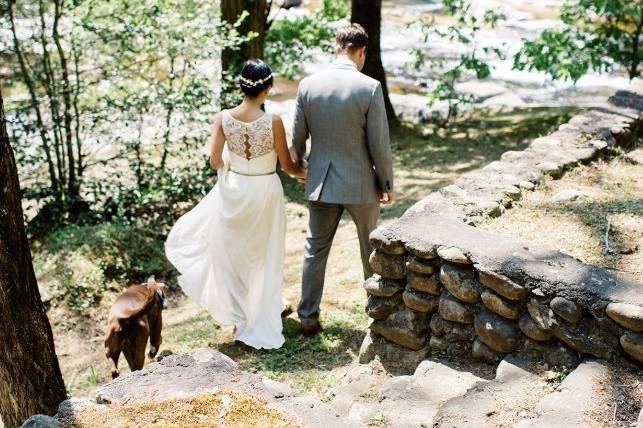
[[222, 110, 277, 175]]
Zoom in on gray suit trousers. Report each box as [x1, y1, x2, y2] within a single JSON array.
[[297, 201, 380, 325]]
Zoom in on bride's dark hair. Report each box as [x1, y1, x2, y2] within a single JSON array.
[[238, 59, 274, 98]]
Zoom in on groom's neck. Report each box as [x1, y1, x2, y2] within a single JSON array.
[[335, 53, 358, 67]]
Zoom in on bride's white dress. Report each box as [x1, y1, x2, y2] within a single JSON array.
[[165, 110, 286, 349]]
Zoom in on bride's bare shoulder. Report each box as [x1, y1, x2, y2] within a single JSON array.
[[214, 110, 227, 122]]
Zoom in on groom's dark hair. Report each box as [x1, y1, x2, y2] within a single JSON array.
[[335, 23, 369, 53]]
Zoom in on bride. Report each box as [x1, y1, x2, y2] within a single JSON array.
[[165, 59, 307, 349]]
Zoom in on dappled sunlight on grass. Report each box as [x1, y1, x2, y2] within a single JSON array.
[[156, 295, 367, 398], [381, 107, 580, 219]]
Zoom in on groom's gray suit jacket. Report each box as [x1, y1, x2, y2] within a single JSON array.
[[292, 58, 394, 204]]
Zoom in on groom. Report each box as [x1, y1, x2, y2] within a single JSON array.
[[292, 23, 394, 336]]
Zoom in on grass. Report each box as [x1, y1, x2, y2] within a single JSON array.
[[41, 106, 578, 401], [368, 412, 391, 427], [382, 107, 580, 218], [479, 151, 643, 282], [160, 296, 368, 398], [70, 390, 302, 427]]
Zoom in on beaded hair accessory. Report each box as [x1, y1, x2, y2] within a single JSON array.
[[239, 74, 273, 87]]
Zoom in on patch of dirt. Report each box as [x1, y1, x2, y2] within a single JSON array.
[[479, 149, 643, 282], [587, 364, 643, 428], [588, 365, 643, 428]]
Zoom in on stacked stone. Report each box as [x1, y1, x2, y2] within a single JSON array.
[[365, 235, 434, 352], [362, 229, 643, 369], [360, 90, 643, 371]]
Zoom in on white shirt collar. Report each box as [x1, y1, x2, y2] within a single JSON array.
[[333, 57, 358, 69]]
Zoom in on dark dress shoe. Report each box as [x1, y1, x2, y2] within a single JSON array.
[[300, 321, 321, 337]]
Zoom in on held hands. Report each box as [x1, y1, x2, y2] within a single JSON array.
[[294, 167, 308, 183], [379, 192, 395, 205]]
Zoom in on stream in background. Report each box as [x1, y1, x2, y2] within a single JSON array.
[[268, 0, 634, 128]]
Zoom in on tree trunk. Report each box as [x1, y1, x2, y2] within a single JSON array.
[[8, 2, 60, 202], [0, 90, 67, 427], [52, 0, 78, 200], [221, 0, 269, 72], [220, 0, 270, 107], [351, 0, 397, 123]]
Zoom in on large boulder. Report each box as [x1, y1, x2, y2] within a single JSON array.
[[606, 302, 643, 332], [363, 275, 403, 297], [90, 348, 352, 427], [439, 291, 475, 324], [369, 251, 405, 280], [440, 263, 481, 303], [370, 308, 430, 350], [366, 293, 403, 320], [97, 348, 282, 405], [474, 311, 521, 353]]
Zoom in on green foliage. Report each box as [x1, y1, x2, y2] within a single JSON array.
[[3, 0, 248, 229], [34, 220, 174, 313], [85, 157, 216, 229], [265, 0, 349, 79], [409, 0, 506, 126], [514, 0, 643, 81]]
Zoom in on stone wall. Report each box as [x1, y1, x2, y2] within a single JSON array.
[[359, 90, 643, 371]]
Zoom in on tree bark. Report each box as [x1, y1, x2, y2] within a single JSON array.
[[52, 0, 78, 199], [8, 2, 60, 201], [221, 0, 270, 73], [351, 0, 397, 123], [0, 90, 67, 427], [220, 0, 271, 108]]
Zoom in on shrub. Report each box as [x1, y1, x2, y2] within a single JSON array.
[[34, 221, 175, 313]]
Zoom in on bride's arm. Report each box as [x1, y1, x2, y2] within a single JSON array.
[[209, 113, 225, 169], [273, 115, 307, 180]]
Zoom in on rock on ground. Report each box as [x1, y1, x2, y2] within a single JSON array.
[[515, 359, 612, 428], [331, 359, 484, 427], [19, 415, 57, 428], [432, 355, 554, 427], [61, 348, 356, 428]]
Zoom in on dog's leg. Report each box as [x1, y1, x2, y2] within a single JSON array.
[[148, 303, 163, 360], [106, 350, 120, 379], [133, 343, 147, 371], [129, 317, 149, 371], [122, 345, 134, 371], [105, 325, 121, 379]]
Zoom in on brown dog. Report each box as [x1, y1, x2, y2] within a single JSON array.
[[105, 276, 165, 378]]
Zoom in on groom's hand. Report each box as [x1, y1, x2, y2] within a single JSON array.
[[379, 192, 395, 205]]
